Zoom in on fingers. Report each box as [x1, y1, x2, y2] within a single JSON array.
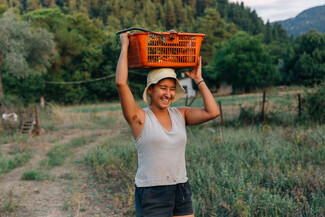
[[120, 31, 129, 40], [183, 70, 190, 77], [120, 31, 130, 46], [198, 56, 202, 69]]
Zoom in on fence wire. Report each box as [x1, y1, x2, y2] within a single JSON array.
[[177, 90, 304, 125]]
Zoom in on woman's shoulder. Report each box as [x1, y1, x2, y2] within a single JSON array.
[[143, 107, 150, 111], [170, 106, 185, 113], [170, 107, 186, 121]]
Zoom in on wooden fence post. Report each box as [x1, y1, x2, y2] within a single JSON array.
[[298, 93, 301, 117], [34, 105, 40, 136], [261, 91, 266, 123], [219, 101, 224, 127]]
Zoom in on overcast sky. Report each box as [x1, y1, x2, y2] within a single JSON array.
[[228, 0, 325, 22]]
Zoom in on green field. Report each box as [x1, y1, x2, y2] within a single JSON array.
[[1, 89, 324, 216], [82, 91, 325, 216]]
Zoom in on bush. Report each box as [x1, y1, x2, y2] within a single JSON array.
[[303, 83, 325, 123], [238, 105, 260, 125]]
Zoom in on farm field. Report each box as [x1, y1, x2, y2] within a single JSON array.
[[1, 89, 324, 216]]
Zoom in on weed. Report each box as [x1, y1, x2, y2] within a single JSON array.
[[21, 169, 49, 181], [0, 190, 20, 215]]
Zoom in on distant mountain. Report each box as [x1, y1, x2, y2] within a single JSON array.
[[276, 5, 325, 38]]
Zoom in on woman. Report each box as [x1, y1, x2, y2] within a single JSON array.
[[115, 32, 220, 217]]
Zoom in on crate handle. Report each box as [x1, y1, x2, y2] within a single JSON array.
[[116, 27, 175, 40]]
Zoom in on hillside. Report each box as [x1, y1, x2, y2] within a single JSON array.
[[276, 5, 325, 37]]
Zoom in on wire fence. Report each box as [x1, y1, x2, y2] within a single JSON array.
[[178, 90, 305, 126]]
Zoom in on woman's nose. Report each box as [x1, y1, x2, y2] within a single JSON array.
[[165, 89, 171, 97]]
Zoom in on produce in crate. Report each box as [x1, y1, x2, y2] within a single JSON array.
[[116, 27, 205, 69]]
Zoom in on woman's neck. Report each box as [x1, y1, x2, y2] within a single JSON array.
[[149, 105, 169, 116]]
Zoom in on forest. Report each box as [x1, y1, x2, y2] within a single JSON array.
[[0, 0, 324, 104]]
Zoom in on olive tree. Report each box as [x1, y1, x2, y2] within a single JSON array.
[[0, 9, 55, 97]]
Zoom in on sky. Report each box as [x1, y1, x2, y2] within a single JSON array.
[[228, 0, 325, 22]]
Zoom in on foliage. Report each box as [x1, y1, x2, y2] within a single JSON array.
[[226, 2, 264, 36], [284, 30, 325, 86], [0, 9, 55, 97], [238, 105, 260, 125], [195, 7, 236, 64], [20, 8, 116, 104], [303, 83, 325, 123], [210, 32, 280, 91], [0, 0, 319, 103]]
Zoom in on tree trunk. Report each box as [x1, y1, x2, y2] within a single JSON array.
[[0, 59, 3, 97]]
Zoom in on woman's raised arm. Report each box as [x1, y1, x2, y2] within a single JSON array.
[[115, 32, 144, 129], [179, 57, 220, 125]]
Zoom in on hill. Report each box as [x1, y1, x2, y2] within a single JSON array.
[[276, 5, 325, 37]]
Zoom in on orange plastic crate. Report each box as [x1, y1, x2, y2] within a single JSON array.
[[128, 32, 205, 69]]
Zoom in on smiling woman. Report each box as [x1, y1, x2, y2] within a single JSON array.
[[115, 32, 220, 217]]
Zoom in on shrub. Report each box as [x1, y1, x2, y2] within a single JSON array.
[[303, 83, 325, 123], [238, 105, 260, 124]]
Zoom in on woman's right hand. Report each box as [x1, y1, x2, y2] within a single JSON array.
[[120, 31, 130, 48]]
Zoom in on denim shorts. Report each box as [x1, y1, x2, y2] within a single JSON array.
[[135, 181, 194, 217]]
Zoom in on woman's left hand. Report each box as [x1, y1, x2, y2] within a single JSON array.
[[183, 56, 203, 84]]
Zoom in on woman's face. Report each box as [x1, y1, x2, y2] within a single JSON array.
[[148, 78, 176, 109]]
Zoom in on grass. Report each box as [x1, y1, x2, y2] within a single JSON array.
[[84, 123, 325, 216], [0, 190, 20, 215], [0, 133, 30, 146], [186, 124, 325, 216], [0, 152, 32, 177], [67, 104, 122, 113], [47, 104, 119, 130], [41, 135, 97, 168], [21, 169, 50, 181], [1, 87, 323, 216], [171, 89, 305, 125], [79, 88, 325, 216]]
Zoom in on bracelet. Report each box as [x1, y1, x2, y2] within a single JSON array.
[[196, 80, 204, 86]]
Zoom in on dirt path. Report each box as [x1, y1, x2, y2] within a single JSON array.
[[0, 126, 125, 217]]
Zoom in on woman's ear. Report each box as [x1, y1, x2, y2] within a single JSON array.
[[147, 85, 153, 95]]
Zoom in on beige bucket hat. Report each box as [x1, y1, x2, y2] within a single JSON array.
[[143, 68, 186, 105]]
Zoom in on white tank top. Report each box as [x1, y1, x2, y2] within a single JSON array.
[[134, 107, 188, 187]]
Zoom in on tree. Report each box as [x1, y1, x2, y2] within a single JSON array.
[[284, 30, 325, 85], [0, 9, 55, 97], [211, 32, 279, 92], [22, 8, 110, 104], [196, 8, 236, 64], [164, 0, 177, 29]]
